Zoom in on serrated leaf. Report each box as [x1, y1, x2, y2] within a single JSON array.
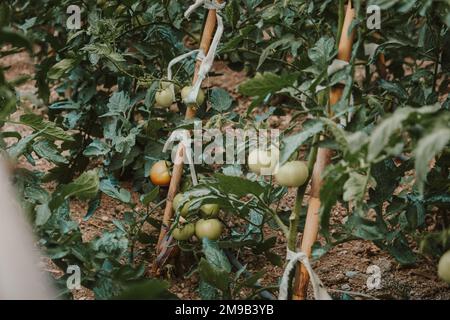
[[48, 58, 76, 80], [100, 178, 131, 203], [308, 36, 335, 68], [414, 128, 450, 195], [209, 88, 233, 112], [19, 113, 74, 141], [368, 105, 440, 162], [197, 258, 230, 293], [213, 173, 265, 197], [202, 238, 232, 272], [238, 72, 298, 97], [50, 170, 99, 210], [343, 172, 367, 202], [279, 120, 323, 165], [140, 187, 159, 206], [35, 202, 51, 226], [83, 139, 110, 157], [32, 140, 68, 164], [257, 38, 292, 70]]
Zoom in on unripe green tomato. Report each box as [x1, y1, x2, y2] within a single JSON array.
[[181, 86, 205, 105], [155, 88, 174, 108], [173, 193, 190, 217], [172, 223, 195, 241], [161, 81, 180, 93], [247, 146, 279, 175], [195, 219, 223, 241], [275, 161, 309, 187], [438, 250, 450, 283], [200, 203, 220, 218]]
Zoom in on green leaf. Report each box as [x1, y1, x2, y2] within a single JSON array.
[[0, 28, 32, 51], [343, 172, 368, 202], [8, 132, 39, 159], [308, 36, 335, 68], [213, 173, 265, 197], [320, 117, 349, 153], [48, 58, 76, 80], [19, 113, 74, 141], [202, 238, 232, 272], [115, 279, 177, 300], [32, 140, 68, 164], [209, 88, 233, 112], [198, 279, 220, 300], [100, 178, 131, 203], [379, 80, 408, 100], [140, 187, 159, 206], [106, 91, 131, 115], [279, 120, 323, 165], [414, 128, 450, 195], [257, 38, 292, 70], [238, 72, 298, 97], [50, 170, 99, 210], [0, 86, 16, 120], [197, 258, 230, 293], [35, 202, 51, 226], [83, 139, 110, 157], [367, 105, 440, 162]]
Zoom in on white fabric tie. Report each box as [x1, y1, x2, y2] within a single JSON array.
[[278, 249, 332, 300], [167, 0, 225, 105], [163, 130, 198, 186]]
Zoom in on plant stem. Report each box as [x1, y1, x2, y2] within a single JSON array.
[[287, 135, 319, 251], [336, 0, 345, 49]]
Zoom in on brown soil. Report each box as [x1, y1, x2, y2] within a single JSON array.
[[2, 51, 449, 301]]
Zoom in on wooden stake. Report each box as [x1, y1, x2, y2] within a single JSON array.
[[293, 0, 355, 300], [154, 2, 223, 271], [186, 3, 223, 119]]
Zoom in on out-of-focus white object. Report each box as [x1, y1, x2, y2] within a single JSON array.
[[0, 161, 54, 299]]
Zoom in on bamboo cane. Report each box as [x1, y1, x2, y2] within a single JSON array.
[[154, 2, 223, 271], [293, 0, 355, 300]]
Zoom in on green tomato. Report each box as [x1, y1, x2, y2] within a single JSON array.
[[172, 223, 195, 241], [160, 81, 180, 93], [195, 219, 223, 241], [200, 203, 220, 218], [438, 250, 450, 283], [173, 193, 190, 217], [275, 161, 309, 187], [155, 88, 174, 108], [247, 146, 279, 175], [181, 86, 205, 105]]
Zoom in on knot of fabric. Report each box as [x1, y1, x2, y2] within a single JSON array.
[[278, 249, 332, 300], [163, 130, 198, 186], [185, 0, 226, 20]]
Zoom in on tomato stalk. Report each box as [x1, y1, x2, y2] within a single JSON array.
[[287, 135, 319, 252]]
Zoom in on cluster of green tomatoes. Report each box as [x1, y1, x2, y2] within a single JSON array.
[[155, 82, 205, 109], [171, 193, 223, 242]]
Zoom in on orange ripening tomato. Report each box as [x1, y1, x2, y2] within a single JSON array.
[[150, 160, 171, 186]]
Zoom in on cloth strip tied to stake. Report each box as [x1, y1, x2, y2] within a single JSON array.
[[167, 0, 225, 104], [278, 249, 331, 300]]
